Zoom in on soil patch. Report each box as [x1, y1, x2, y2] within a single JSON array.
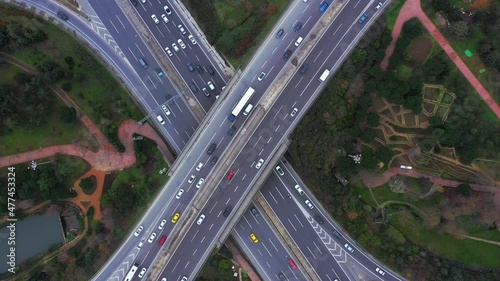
[[102, 172, 119, 194], [408, 37, 433, 62]]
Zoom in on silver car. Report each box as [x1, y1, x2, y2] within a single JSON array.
[[175, 188, 184, 199], [177, 38, 186, 49], [148, 232, 157, 243], [177, 24, 186, 35], [163, 5, 172, 15], [196, 178, 205, 188], [188, 34, 197, 45], [161, 104, 171, 116], [138, 267, 147, 278], [275, 166, 285, 176], [165, 47, 173, 57], [171, 43, 180, 52], [151, 14, 159, 24], [290, 108, 298, 117], [161, 14, 169, 23], [305, 199, 314, 209], [134, 225, 143, 236], [255, 159, 264, 169], [188, 174, 196, 184], [196, 214, 206, 225], [158, 219, 167, 230]]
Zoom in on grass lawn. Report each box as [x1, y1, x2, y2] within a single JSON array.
[[390, 213, 500, 268], [396, 64, 412, 79]]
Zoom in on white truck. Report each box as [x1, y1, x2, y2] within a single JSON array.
[[319, 69, 330, 82]]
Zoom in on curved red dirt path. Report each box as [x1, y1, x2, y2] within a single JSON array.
[[380, 0, 500, 119]]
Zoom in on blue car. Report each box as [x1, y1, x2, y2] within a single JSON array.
[[320, 2, 329, 12], [358, 13, 369, 24], [155, 67, 164, 77]]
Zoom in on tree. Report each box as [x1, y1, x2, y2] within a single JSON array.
[[456, 183, 472, 197], [448, 21, 470, 40], [366, 112, 380, 127], [360, 128, 377, 143], [80, 176, 95, 192], [60, 107, 77, 123]]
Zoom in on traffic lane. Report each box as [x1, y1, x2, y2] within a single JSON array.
[[233, 206, 309, 281], [261, 176, 347, 280]]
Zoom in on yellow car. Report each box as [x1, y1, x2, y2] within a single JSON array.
[[171, 212, 181, 223], [250, 233, 259, 243]]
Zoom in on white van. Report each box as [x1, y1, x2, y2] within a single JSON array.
[[156, 115, 165, 125], [319, 69, 330, 82], [295, 36, 303, 47], [243, 104, 253, 116]]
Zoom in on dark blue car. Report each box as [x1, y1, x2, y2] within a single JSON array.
[[320, 2, 329, 12], [358, 13, 369, 24]]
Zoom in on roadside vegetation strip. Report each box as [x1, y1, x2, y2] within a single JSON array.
[[255, 194, 318, 281]]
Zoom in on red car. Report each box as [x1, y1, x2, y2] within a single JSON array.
[[227, 169, 235, 179], [288, 259, 297, 270], [158, 235, 167, 246]]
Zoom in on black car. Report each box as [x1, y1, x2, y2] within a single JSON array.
[[189, 82, 198, 93], [300, 64, 308, 74], [57, 11, 68, 20], [314, 214, 324, 224], [294, 22, 302, 32], [195, 64, 203, 74], [333, 229, 343, 240], [276, 28, 284, 39], [278, 273, 287, 280], [227, 126, 237, 136], [129, 0, 138, 6], [210, 156, 218, 165], [207, 66, 215, 75], [223, 206, 233, 217], [250, 207, 260, 218], [283, 49, 292, 60]]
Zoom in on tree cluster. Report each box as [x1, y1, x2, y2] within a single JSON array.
[[0, 20, 48, 51]]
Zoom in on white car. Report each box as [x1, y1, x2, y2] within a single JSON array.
[[196, 214, 206, 225], [137, 238, 145, 249], [161, 278, 167, 281], [181, 277, 188, 281], [134, 225, 144, 236], [375, 2, 383, 10], [158, 219, 167, 230], [376, 267, 386, 276], [177, 39, 186, 49], [172, 43, 180, 52], [305, 199, 314, 209], [140, 0, 146, 3], [177, 24, 186, 35], [196, 178, 205, 188], [257, 72, 266, 81], [196, 162, 204, 171], [344, 243, 354, 253], [148, 232, 157, 243], [255, 159, 264, 169], [290, 108, 298, 117], [175, 188, 184, 199], [163, 5, 172, 15], [138, 267, 147, 278], [161, 104, 171, 116], [188, 34, 197, 45], [161, 14, 169, 23], [275, 166, 284, 176], [151, 14, 159, 24], [294, 185, 305, 195], [188, 174, 196, 184], [207, 81, 215, 91], [165, 47, 173, 57]]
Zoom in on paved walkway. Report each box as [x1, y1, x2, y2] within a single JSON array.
[[380, 0, 500, 119]]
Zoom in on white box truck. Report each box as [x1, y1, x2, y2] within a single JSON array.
[[319, 69, 330, 82]]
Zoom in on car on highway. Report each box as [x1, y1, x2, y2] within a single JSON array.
[[294, 22, 302, 32], [305, 199, 314, 209], [164, 47, 173, 57], [189, 82, 198, 93], [171, 43, 180, 52], [137, 238, 145, 249], [375, 2, 383, 10], [333, 229, 343, 240], [251, 207, 260, 218], [177, 39, 186, 49], [161, 14, 169, 23], [210, 157, 218, 166], [139, 58, 148, 68], [158, 235, 167, 246], [207, 66, 215, 75], [196, 214, 206, 225], [320, 1, 329, 12], [202, 87, 210, 97], [283, 49, 292, 60], [288, 259, 297, 270], [196, 162, 204, 171], [188, 35, 197, 45], [130, 0, 138, 6], [163, 5, 172, 15], [195, 64, 203, 74], [290, 108, 299, 117], [276, 28, 284, 39], [223, 205, 233, 217], [279, 273, 286, 280], [196, 178, 205, 188], [158, 219, 167, 229], [177, 24, 186, 35], [258, 72, 266, 81], [344, 243, 354, 253], [148, 232, 157, 243], [188, 174, 196, 184], [138, 267, 147, 278], [275, 166, 285, 176], [171, 212, 180, 223], [227, 170, 235, 179], [207, 81, 215, 90], [161, 104, 171, 116], [255, 159, 264, 169], [358, 13, 369, 24], [175, 189, 184, 199], [140, 0, 146, 3], [250, 233, 259, 243], [57, 11, 68, 21], [187, 63, 194, 72], [134, 225, 144, 236], [300, 64, 308, 74], [294, 184, 305, 195], [161, 278, 167, 281], [376, 267, 386, 276], [155, 67, 164, 77], [314, 214, 324, 224], [181, 277, 188, 281], [227, 125, 237, 136], [151, 14, 159, 24]]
